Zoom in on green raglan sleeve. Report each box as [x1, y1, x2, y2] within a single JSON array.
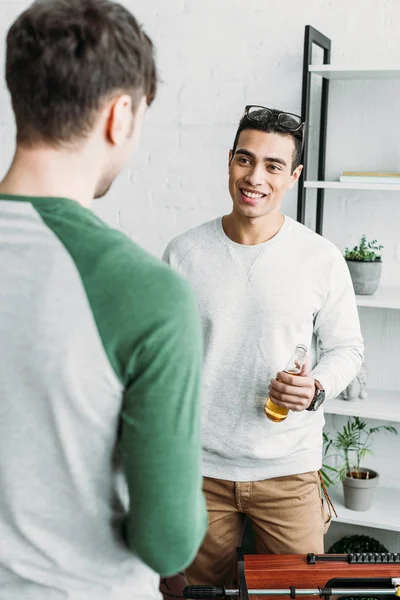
[[118, 267, 207, 576], [33, 199, 207, 576]]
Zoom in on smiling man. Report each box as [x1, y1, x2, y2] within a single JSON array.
[[163, 106, 364, 587]]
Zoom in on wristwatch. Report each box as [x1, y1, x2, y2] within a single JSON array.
[[306, 379, 325, 411]]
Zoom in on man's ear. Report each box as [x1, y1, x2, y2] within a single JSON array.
[[105, 94, 133, 146], [228, 149, 233, 168], [289, 164, 303, 189]]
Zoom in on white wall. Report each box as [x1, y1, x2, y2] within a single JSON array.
[[2, 0, 400, 263], [1, 0, 400, 552]]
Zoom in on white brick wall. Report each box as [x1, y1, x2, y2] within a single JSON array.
[[1, 0, 400, 263], [1, 0, 400, 551], [113, 0, 400, 277]]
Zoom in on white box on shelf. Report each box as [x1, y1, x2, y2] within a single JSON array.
[[304, 180, 400, 191]]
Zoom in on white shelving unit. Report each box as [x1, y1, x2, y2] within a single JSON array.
[[325, 389, 400, 423], [304, 180, 400, 192], [305, 67, 400, 194], [356, 287, 400, 310], [328, 486, 400, 532], [309, 65, 400, 80], [303, 56, 400, 542]]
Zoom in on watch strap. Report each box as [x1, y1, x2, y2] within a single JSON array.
[[306, 379, 325, 411]]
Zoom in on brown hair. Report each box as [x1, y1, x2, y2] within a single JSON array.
[[6, 0, 157, 147], [232, 110, 304, 174]]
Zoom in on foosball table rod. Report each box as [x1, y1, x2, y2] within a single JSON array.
[[183, 585, 400, 598]]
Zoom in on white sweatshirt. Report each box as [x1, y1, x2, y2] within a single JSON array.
[[163, 216, 364, 481]]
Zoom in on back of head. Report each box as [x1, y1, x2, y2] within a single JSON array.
[[6, 0, 157, 148], [232, 108, 304, 173]]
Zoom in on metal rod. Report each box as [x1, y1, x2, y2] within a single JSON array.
[[223, 588, 398, 597], [320, 591, 397, 597], [307, 553, 348, 563]]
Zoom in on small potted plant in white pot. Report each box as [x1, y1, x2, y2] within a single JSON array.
[[344, 235, 383, 295], [322, 416, 397, 512]]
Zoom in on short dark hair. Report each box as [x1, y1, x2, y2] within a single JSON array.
[[6, 0, 157, 147], [232, 109, 303, 173]]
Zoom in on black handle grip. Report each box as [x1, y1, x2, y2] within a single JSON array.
[[182, 585, 226, 598]]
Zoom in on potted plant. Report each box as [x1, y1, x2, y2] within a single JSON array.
[[322, 416, 397, 511], [344, 235, 383, 295]]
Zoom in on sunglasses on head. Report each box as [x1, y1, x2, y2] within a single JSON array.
[[243, 105, 305, 132]]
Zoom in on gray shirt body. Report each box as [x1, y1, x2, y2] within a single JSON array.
[[163, 216, 364, 481]]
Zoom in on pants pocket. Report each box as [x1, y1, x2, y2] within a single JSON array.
[[321, 498, 332, 534]]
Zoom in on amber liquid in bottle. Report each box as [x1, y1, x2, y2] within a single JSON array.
[[264, 344, 307, 423]]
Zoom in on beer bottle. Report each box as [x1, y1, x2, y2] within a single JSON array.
[[264, 344, 308, 423]]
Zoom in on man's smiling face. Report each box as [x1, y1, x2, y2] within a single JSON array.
[[228, 128, 303, 220]]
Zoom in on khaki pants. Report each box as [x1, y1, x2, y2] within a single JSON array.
[[186, 471, 331, 586]]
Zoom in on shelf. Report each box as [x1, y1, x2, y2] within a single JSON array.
[[328, 485, 400, 532], [356, 287, 400, 310], [304, 180, 400, 191], [309, 65, 400, 80], [325, 389, 400, 422]]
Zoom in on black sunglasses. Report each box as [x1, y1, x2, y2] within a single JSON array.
[[243, 105, 305, 132]]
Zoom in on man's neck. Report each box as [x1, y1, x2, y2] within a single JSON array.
[[222, 211, 285, 245], [0, 145, 98, 209]]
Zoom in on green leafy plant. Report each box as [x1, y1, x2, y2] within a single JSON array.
[[321, 416, 397, 487], [344, 234, 383, 262]]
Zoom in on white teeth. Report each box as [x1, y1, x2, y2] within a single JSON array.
[[242, 189, 264, 199]]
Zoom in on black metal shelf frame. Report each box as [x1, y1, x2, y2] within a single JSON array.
[[297, 26, 331, 235]]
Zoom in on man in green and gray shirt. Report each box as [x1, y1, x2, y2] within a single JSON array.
[[0, 1, 206, 598]]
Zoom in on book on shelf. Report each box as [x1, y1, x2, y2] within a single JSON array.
[[340, 171, 400, 184]]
